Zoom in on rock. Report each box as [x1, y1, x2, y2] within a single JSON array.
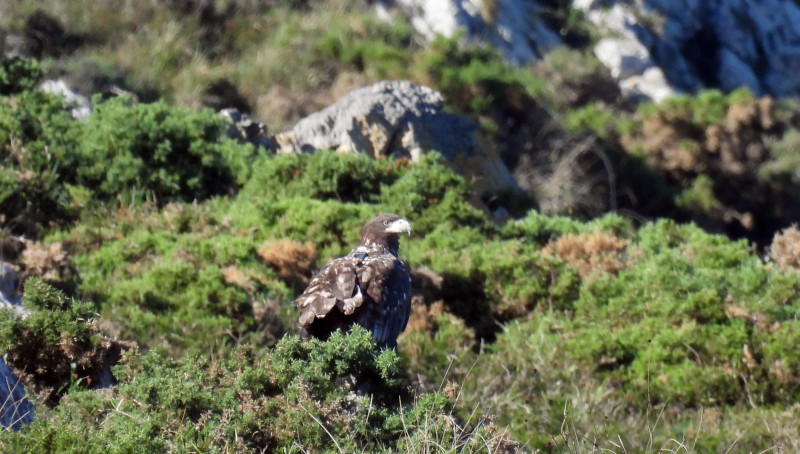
[[40, 79, 92, 119], [218, 108, 273, 151], [619, 67, 676, 104], [377, 0, 561, 63], [575, 1, 676, 102], [0, 264, 34, 431], [274, 80, 517, 195], [575, 0, 800, 100], [0, 263, 28, 318], [0, 357, 35, 431]]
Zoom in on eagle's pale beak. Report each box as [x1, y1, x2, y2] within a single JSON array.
[[385, 218, 412, 235]]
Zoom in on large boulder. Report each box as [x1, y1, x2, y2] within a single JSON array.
[[274, 80, 517, 195]]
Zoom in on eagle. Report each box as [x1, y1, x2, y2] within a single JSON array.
[[296, 213, 412, 349]]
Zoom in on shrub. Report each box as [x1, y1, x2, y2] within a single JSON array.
[[637, 88, 754, 127], [0, 328, 519, 453], [413, 35, 545, 117], [542, 230, 631, 280], [0, 278, 131, 406], [675, 173, 718, 213], [242, 150, 405, 205], [0, 81, 266, 238], [501, 210, 634, 244], [0, 88, 77, 235], [0, 57, 43, 95], [759, 128, 800, 189], [768, 225, 800, 270], [565, 220, 800, 407], [65, 200, 292, 356], [380, 153, 490, 235], [71, 95, 262, 205], [563, 103, 620, 138]]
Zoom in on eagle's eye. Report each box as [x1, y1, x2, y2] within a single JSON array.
[[383, 220, 390, 226]]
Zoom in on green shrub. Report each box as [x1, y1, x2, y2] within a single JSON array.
[[0, 83, 267, 238], [380, 153, 490, 235], [65, 200, 293, 356], [0, 89, 78, 233], [0, 57, 43, 95], [242, 150, 405, 205], [414, 35, 546, 117], [759, 128, 800, 189], [501, 210, 634, 244], [564, 220, 800, 406], [0, 328, 516, 453], [71, 95, 262, 205], [0, 278, 128, 406], [676, 174, 718, 213], [563, 103, 619, 138], [637, 87, 754, 127]]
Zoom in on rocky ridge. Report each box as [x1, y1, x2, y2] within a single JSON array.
[[380, 0, 800, 103]]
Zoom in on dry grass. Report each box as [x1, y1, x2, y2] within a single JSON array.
[[542, 230, 631, 280], [769, 225, 800, 270], [20, 240, 73, 283], [221, 264, 254, 291], [257, 239, 317, 286], [516, 137, 617, 219]]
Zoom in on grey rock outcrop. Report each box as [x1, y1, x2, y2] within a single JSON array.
[[0, 263, 27, 318], [0, 357, 35, 431], [575, 0, 800, 100], [377, 0, 561, 64], [274, 80, 517, 195], [0, 264, 34, 431]]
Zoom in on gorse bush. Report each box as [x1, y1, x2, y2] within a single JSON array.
[[0, 59, 265, 238], [454, 220, 800, 451], [242, 150, 406, 204], [71, 95, 264, 205], [0, 327, 519, 453], [0, 279, 130, 406], [636, 87, 755, 127], [59, 150, 512, 356], [0, 87, 77, 234], [573, 220, 800, 406], [0, 56, 43, 95], [63, 199, 294, 356]]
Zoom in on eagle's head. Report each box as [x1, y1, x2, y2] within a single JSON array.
[[360, 213, 411, 252]]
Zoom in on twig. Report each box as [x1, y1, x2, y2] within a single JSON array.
[[299, 403, 344, 454]]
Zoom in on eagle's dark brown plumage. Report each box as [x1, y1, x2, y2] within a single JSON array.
[[296, 213, 412, 348]]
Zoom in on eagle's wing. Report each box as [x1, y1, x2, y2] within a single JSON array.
[[296, 256, 363, 330], [355, 256, 412, 348]]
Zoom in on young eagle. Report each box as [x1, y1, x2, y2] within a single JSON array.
[[296, 213, 412, 349]]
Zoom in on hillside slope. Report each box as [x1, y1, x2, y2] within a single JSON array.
[[2, 2, 800, 452]]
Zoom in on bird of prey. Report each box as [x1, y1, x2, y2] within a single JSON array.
[[296, 213, 412, 348]]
